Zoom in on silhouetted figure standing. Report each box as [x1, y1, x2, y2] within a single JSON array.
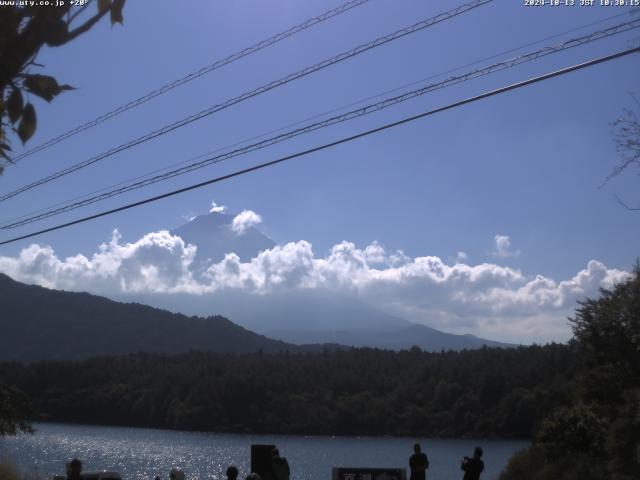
[[66, 458, 82, 480], [225, 465, 239, 480], [170, 467, 185, 480], [409, 443, 429, 480], [461, 446, 484, 480], [270, 448, 290, 480]]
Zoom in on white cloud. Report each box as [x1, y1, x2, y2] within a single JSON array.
[[0, 230, 630, 343], [209, 201, 227, 214], [0, 229, 198, 294], [231, 210, 262, 235], [456, 251, 468, 262], [492, 234, 520, 258]]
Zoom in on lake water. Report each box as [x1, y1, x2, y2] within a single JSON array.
[[0, 423, 527, 480]]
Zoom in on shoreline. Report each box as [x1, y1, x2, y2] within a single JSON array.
[[26, 421, 533, 442]]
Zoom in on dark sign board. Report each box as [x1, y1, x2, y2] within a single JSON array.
[[251, 444, 276, 478], [332, 467, 406, 480]]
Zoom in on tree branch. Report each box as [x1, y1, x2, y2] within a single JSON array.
[[68, 2, 93, 24], [64, 7, 110, 43], [614, 194, 640, 211]]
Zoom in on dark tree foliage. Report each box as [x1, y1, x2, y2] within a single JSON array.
[[0, 0, 125, 172], [500, 264, 640, 480], [0, 383, 33, 436], [0, 344, 574, 438]]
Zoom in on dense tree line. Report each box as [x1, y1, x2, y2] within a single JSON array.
[[0, 383, 33, 436], [0, 343, 574, 438], [500, 264, 640, 480]]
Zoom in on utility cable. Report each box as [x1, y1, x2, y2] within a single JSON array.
[[4, 0, 372, 165], [1, 45, 637, 246], [2, 9, 628, 227], [0, 0, 494, 203], [2, 18, 638, 230]]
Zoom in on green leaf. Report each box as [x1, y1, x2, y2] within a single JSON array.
[[7, 88, 23, 124], [23, 74, 63, 103], [18, 104, 36, 144], [98, 0, 112, 14], [111, 0, 125, 26]]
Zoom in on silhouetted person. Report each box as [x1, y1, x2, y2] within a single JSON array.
[[461, 446, 484, 480], [67, 458, 82, 480], [170, 467, 185, 480], [409, 443, 429, 480], [226, 465, 239, 480], [271, 448, 290, 480]]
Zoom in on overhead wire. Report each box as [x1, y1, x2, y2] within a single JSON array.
[[2, 18, 638, 230], [2, 9, 629, 228], [2, 0, 372, 166], [0, 0, 494, 203], [1, 45, 637, 246]]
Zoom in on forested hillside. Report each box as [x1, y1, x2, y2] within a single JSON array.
[[0, 344, 574, 438], [0, 273, 299, 360]]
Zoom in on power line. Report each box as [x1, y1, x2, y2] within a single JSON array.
[[3, 10, 629, 228], [3, 18, 638, 230], [1, 45, 637, 247], [3, 0, 372, 166], [12, 7, 627, 189], [0, 0, 494, 203]]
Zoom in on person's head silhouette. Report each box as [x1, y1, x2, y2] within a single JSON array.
[[67, 458, 82, 480], [169, 467, 185, 480], [474, 446, 483, 459], [226, 465, 239, 480]]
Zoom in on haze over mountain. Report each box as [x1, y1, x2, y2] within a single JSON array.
[[91, 211, 513, 351], [125, 289, 515, 350], [0, 211, 519, 353]]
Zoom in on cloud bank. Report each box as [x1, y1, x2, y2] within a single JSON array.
[[0, 229, 629, 343]]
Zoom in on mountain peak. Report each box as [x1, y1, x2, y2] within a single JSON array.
[[186, 211, 233, 227], [171, 212, 275, 266]]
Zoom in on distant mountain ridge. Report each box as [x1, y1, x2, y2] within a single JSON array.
[[266, 323, 513, 351], [157, 213, 516, 351], [123, 289, 515, 351], [0, 212, 514, 361], [0, 273, 304, 362]]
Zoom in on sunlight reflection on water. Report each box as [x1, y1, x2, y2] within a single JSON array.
[[0, 423, 528, 480]]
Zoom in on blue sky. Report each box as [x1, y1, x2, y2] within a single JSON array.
[[0, 0, 638, 342]]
